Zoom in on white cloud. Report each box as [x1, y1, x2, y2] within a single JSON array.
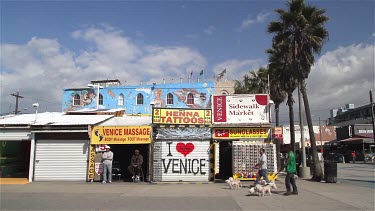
[[0, 26, 207, 113], [212, 58, 265, 80], [239, 12, 270, 31], [204, 25, 216, 35], [306, 44, 375, 110], [276, 44, 375, 124]]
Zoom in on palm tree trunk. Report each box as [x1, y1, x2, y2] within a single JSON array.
[[287, 93, 296, 153], [275, 103, 280, 126], [300, 82, 323, 181]]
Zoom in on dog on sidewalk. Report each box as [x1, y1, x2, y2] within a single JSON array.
[[225, 177, 243, 189]]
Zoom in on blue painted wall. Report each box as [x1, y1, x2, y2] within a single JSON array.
[[62, 82, 215, 114]]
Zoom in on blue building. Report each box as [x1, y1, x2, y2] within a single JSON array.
[[62, 79, 235, 114]]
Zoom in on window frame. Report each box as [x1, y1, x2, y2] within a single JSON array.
[[137, 93, 144, 105], [186, 93, 194, 105], [118, 93, 124, 106], [73, 94, 80, 106], [166, 93, 174, 105], [99, 94, 103, 105]]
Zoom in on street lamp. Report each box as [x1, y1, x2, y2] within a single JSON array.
[[32, 103, 39, 123], [88, 84, 103, 109]]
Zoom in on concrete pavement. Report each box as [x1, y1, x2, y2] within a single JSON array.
[[1, 175, 374, 211]]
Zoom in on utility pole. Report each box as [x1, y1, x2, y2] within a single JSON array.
[[370, 89, 375, 145], [319, 116, 323, 153], [10, 90, 24, 115]]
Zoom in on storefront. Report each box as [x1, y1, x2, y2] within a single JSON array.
[[152, 108, 212, 182], [0, 127, 31, 179], [88, 116, 152, 182], [211, 94, 276, 180]]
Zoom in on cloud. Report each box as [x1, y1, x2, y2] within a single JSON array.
[[276, 44, 375, 123], [212, 58, 265, 80], [239, 12, 270, 31], [204, 25, 216, 35], [306, 44, 375, 110], [0, 26, 207, 113]]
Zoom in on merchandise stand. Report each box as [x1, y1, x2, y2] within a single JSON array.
[[232, 141, 277, 181]]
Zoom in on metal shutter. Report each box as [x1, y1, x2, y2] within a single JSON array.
[[153, 140, 210, 182], [34, 139, 89, 181]]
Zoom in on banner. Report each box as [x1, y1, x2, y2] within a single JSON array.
[[213, 128, 269, 139], [91, 126, 152, 144], [212, 94, 270, 124], [153, 108, 211, 125]]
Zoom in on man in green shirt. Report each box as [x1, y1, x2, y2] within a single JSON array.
[[284, 147, 298, 196]]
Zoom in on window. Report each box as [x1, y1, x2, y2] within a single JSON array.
[[73, 94, 80, 106], [166, 93, 174, 105], [187, 93, 194, 105], [118, 94, 124, 106], [99, 94, 103, 105], [137, 93, 144, 105]]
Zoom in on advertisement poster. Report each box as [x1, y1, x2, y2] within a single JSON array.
[[152, 108, 211, 125], [91, 126, 152, 144], [212, 94, 270, 124]]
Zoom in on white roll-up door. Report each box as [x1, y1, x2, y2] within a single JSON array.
[[34, 139, 89, 181], [153, 140, 210, 182]]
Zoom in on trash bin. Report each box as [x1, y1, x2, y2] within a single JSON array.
[[324, 161, 337, 183]]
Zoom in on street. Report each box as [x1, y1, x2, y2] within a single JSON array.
[[1, 163, 374, 211]]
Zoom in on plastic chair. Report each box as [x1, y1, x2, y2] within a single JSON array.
[[132, 168, 144, 183], [112, 167, 122, 181]]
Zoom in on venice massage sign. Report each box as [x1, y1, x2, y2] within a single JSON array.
[[91, 126, 151, 144], [212, 94, 270, 124], [152, 108, 211, 125]]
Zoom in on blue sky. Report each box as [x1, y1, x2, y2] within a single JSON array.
[[1, 0, 374, 124]]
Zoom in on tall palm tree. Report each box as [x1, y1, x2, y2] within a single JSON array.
[[267, 45, 298, 153], [268, 0, 329, 181], [267, 47, 288, 171]]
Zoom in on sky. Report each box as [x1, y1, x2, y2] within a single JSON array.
[[1, 0, 374, 125]]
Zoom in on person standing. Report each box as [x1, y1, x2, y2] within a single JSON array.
[[254, 148, 270, 185], [102, 146, 113, 184], [128, 149, 143, 181], [351, 151, 356, 163], [284, 147, 298, 195]]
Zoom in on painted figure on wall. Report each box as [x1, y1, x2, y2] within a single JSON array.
[[173, 88, 209, 109], [153, 89, 165, 108]]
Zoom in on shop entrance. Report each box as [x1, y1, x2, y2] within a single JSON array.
[[217, 141, 232, 179], [0, 141, 30, 178], [110, 144, 149, 182]]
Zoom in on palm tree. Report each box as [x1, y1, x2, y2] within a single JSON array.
[[268, 0, 329, 181], [235, 67, 269, 94], [267, 45, 298, 153]]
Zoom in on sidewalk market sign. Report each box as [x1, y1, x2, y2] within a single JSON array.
[[212, 94, 270, 124], [90, 126, 152, 144], [152, 108, 211, 125], [213, 128, 269, 139]]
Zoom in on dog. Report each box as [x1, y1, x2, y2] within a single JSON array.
[[254, 184, 266, 196], [252, 181, 277, 196], [225, 177, 242, 189], [249, 187, 256, 195]]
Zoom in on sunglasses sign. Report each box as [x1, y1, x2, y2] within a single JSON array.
[[213, 128, 269, 139]]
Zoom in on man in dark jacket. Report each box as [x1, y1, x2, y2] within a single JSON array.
[[128, 149, 143, 180]]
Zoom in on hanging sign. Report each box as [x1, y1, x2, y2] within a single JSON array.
[[212, 94, 270, 124], [152, 108, 211, 125], [213, 128, 269, 139], [91, 126, 152, 144]]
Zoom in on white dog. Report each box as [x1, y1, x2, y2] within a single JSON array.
[[252, 182, 277, 196], [225, 177, 242, 189]]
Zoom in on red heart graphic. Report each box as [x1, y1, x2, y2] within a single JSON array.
[[176, 142, 194, 157]]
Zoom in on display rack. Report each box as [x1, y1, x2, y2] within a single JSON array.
[[232, 141, 277, 180]]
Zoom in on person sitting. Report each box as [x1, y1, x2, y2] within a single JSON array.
[[128, 149, 143, 181]]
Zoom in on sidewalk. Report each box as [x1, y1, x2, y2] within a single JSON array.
[[1, 176, 374, 210]]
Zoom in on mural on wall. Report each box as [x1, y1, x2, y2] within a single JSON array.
[[173, 88, 210, 108], [64, 89, 97, 111], [62, 82, 215, 113], [152, 89, 165, 108]]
